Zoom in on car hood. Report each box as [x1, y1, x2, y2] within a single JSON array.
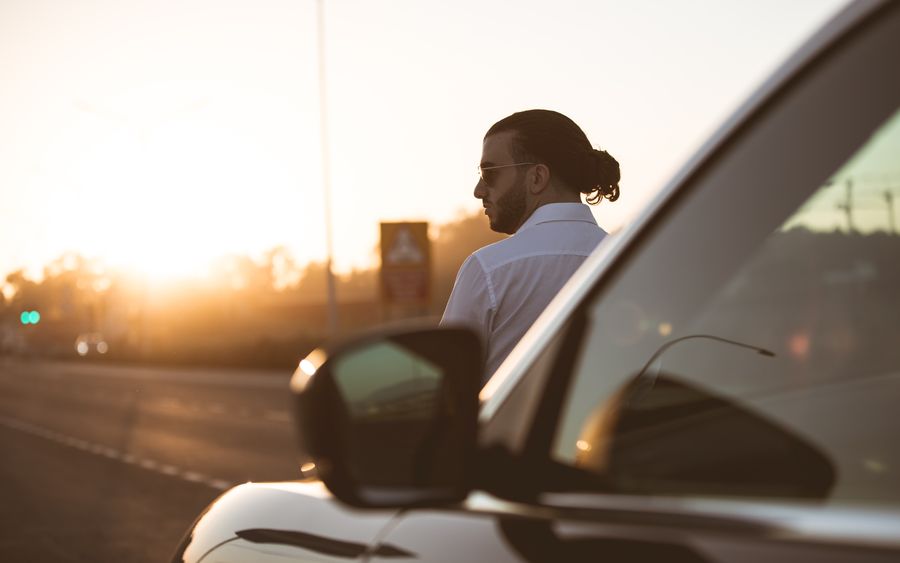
[[178, 480, 400, 562]]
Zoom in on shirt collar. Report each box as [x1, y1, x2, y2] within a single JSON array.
[[516, 202, 598, 234]]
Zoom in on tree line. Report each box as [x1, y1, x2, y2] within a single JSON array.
[[0, 210, 505, 370]]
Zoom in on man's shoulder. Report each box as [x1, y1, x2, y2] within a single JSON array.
[[472, 224, 605, 273], [470, 236, 519, 269]]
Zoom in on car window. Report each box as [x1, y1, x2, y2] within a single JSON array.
[[552, 104, 900, 505]]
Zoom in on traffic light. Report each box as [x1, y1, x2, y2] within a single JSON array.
[[20, 310, 41, 325]]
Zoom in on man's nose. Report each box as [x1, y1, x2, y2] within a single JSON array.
[[474, 180, 486, 199]]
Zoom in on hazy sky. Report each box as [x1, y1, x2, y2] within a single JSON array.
[[0, 0, 849, 282]]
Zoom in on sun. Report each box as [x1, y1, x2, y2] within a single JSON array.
[[46, 96, 324, 284]]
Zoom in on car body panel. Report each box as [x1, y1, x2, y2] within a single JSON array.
[[371, 500, 900, 563], [175, 481, 398, 563]]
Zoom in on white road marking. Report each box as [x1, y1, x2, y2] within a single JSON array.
[[182, 471, 206, 482], [0, 415, 234, 492], [139, 459, 159, 470]]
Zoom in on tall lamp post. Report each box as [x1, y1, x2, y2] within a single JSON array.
[[317, 0, 339, 337]]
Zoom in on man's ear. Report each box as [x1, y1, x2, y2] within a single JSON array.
[[529, 163, 551, 194]]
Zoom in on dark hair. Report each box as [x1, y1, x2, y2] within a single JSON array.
[[486, 109, 620, 204]]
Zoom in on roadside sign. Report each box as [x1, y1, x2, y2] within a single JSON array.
[[380, 222, 430, 306]]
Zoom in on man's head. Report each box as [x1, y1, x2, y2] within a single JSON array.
[[475, 109, 620, 234]]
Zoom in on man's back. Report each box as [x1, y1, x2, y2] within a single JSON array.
[[442, 203, 605, 378], [443, 109, 621, 382]]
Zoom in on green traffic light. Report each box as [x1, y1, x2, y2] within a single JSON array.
[[19, 310, 40, 325]]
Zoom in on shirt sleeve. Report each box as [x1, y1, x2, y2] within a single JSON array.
[[440, 254, 495, 353]]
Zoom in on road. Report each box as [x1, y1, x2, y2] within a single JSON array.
[[0, 357, 300, 562]]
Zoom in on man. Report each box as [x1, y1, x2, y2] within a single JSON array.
[[441, 109, 621, 379]]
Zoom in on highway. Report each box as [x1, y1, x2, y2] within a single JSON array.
[[0, 357, 300, 562]]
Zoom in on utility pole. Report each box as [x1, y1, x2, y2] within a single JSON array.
[[886, 190, 897, 234], [836, 178, 855, 233], [317, 0, 339, 337]]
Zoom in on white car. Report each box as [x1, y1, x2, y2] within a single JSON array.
[[173, 1, 900, 561]]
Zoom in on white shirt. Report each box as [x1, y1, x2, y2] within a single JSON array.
[[441, 203, 606, 379]]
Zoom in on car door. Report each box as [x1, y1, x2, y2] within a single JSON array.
[[370, 2, 900, 562]]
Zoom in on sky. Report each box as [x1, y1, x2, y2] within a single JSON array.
[[0, 0, 850, 282], [783, 107, 900, 234]]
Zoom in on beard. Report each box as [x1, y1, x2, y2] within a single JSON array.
[[490, 177, 527, 235]]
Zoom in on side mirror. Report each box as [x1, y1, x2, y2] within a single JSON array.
[[290, 325, 483, 508]]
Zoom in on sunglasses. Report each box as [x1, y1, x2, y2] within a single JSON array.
[[477, 162, 537, 187]]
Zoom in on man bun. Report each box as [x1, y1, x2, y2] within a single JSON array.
[[584, 149, 620, 204]]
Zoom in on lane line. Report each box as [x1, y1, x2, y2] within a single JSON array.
[[182, 471, 206, 483], [0, 415, 235, 492], [208, 479, 231, 490], [160, 464, 180, 476], [139, 459, 159, 470]]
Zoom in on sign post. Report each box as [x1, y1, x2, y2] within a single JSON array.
[[380, 222, 431, 320]]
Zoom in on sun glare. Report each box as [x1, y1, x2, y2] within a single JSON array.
[[41, 93, 323, 284]]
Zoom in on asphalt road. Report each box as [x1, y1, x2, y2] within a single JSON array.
[[0, 357, 300, 562]]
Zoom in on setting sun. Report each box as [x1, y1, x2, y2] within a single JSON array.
[[35, 89, 328, 282]]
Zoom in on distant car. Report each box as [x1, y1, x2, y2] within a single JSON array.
[[74, 332, 108, 357], [173, 2, 900, 561]]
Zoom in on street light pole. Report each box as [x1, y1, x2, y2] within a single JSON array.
[[317, 0, 339, 337]]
